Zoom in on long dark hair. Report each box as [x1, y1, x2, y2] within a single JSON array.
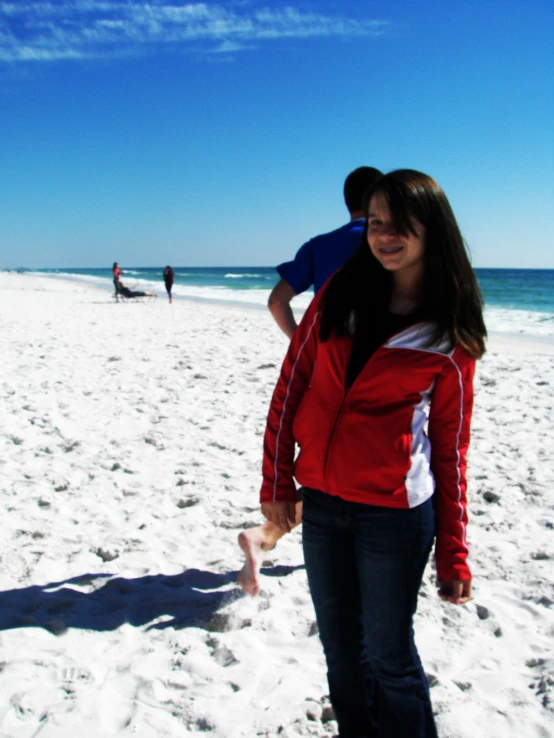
[[320, 169, 487, 358]]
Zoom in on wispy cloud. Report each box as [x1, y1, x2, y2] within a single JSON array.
[[0, 1, 391, 62]]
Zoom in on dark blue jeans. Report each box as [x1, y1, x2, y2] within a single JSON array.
[[302, 488, 438, 738]]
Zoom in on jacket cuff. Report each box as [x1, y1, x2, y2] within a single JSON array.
[[260, 481, 298, 503], [435, 551, 472, 583]]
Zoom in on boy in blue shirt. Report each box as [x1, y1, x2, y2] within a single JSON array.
[[238, 166, 382, 594], [267, 166, 382, 338]]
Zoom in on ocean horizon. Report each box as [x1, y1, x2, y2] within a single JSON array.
[[6, 266, 554, 340]]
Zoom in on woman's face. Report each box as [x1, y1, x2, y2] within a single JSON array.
[[367, 193, 425, 280]]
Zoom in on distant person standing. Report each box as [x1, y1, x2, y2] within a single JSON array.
[[112, 262, 123, 301], [163, 266, 174, 304]]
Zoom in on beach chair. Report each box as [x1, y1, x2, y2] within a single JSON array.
[[113, 281, 157, 302]]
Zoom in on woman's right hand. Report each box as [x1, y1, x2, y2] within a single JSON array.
[[438, 579, 472, 605], [261, 501, 297, 533]]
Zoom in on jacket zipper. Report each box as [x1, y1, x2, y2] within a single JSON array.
[[323, 389, 347, 483], [322, 320, 429, 486], [321, 341, 386, 484]]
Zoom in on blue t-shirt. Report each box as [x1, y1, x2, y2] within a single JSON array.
[[276, 219, 365, 295]]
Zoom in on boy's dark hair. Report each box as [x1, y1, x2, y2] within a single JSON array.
[[343, 167, 382, 213]]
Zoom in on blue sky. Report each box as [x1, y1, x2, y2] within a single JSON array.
[[1, 0, 552, 269]]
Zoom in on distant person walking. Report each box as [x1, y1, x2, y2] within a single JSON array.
[[238, 166, 382, 596], [163, 266, 174, 304], [112, 262, 123, 301]]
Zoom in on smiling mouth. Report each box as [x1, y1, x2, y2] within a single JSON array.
[[380, 246, 403, 254]]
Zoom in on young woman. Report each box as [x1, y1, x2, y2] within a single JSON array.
[[259, 170, 486, 738]]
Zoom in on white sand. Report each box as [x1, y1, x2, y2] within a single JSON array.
[[0, 272, 553, 738]]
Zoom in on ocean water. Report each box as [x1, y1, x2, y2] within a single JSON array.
[[16, 266, 554, 340]]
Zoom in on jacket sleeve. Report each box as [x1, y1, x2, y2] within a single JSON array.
[[428, 348, 476, 583], [260, 293, 322, 503]]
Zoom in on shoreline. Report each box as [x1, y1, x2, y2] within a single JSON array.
[[13, 270, 286, 314], [4, 271, 554, 352], [486, 331, 554, 354]]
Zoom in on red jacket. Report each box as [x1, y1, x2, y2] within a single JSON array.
[[261, 290, 475, 582]]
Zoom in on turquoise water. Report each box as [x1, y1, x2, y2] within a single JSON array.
[[475, 269, 554, 313], [12, 266, 554, 338]]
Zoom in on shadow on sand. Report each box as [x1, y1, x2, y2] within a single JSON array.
[[0, 564, 304, 635]]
